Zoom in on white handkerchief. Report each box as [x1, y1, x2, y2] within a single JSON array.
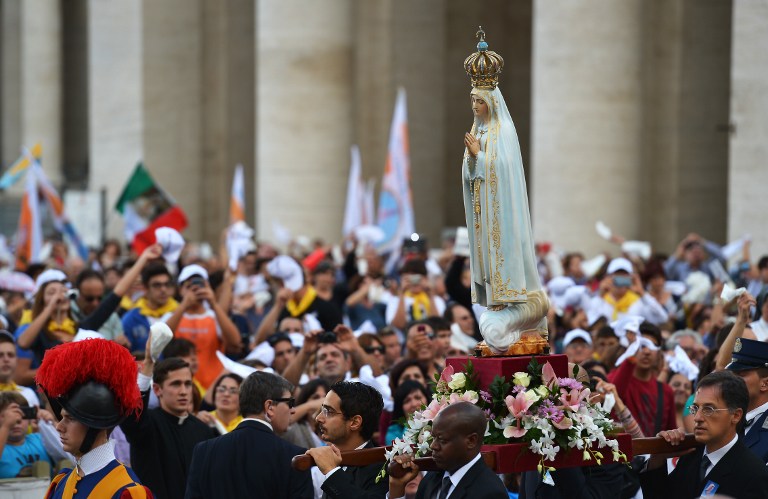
[[454, 227, 470, 257], [667, 345, 700, 381], [581, 254, 607, 279], [150, 322, 173, 361], [155, 227, 185, 264], [615, 337, 658, 366], [601, 392, 616, 414], [245, 342, 274, 366], [664, 281, 687, 297], [595, 221, 612, 241], [354, 225, 386, 245], [721, 234, 751, 260], [216, 350, 257, 378], [622, 240, 652, 260], [721, 283, 747, 303]]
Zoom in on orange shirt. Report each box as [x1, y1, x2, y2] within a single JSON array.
[[175, 310, 223, 389]]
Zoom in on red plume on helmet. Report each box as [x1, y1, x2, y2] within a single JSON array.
[[36, 338, 142, 421]]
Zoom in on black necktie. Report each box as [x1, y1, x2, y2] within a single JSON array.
[[699, 455, 711, 483], [437, 476, 452, 499]]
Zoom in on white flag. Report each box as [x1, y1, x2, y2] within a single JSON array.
[[376, 88, 414, 267], [343, 145, 364, 236]]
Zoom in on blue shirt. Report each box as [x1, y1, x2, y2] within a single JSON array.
[[0, 433, 52, 478]]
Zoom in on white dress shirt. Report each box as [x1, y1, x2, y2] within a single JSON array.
[[701, 434, 738, 478]]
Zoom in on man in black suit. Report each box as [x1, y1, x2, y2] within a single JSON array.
[[640, 370, 768, 499], [184, 371, 313, 499], [389, 402, 508, 499], [306, 380, 388, 498]]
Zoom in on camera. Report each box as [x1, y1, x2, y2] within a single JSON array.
[[20, 406, 37, 420], [317, 331, 338, 344]]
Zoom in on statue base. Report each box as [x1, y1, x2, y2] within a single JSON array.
[[473, 331, 549, 357], [445, 353, 569, 390], [481, 433, 633, 473]]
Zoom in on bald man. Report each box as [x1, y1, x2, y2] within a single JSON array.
[[389, 402, 508, 499]]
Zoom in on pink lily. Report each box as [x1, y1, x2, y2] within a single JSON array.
[[439, 364, 455, 384], [421, 398, 448, 421], [542, 362, 557, 389], [559, 387, 590, 412], [503, 391, 534, 439]]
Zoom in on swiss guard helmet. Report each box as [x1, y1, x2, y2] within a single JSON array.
[[36, 338, 142, 454]]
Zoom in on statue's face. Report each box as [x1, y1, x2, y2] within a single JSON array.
[[471, 96, 489, 121]]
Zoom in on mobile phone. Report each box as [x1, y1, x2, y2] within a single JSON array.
[[20, 406, 37, 420], [189, 276, 206, 288]]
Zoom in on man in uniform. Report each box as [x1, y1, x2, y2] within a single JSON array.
[[726, 337, 768, 462], [37, 339, 152, 498]]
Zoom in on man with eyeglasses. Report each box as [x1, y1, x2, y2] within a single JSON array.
[[641, 371, 768, 498], [71, 269, 129, 346], [185, 371, 312, 499], [305, 381, 387, 499], [122, 262, 178, 353]]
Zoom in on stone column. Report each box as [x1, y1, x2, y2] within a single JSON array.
[[142, 1, 204, 241], [1, 0, 22, 171], [20, 0, 62, 184], [201, 0, 255, 240], [729, 1, 768, 257], [88, 0, 145, 239], [256, 0, 353, 243], [530, 1, 644, 255]]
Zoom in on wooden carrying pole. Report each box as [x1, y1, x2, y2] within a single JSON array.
[[291, 434, 698, 478]]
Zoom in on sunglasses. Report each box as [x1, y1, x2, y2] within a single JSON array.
[[273, 397, 295, 409], [364, 346, 385, 355]]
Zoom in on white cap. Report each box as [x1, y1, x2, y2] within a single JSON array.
[[178, 264, 209, 284], [34, 269, 68, 294], [155, 227, 185, 264], [73, 329, 104, 342], [245, 342, 275, 367], [547, 276, 575, 297], [266, 255, 304, 292], [607, 257, 633, 275], [563, 329, 592, 348]]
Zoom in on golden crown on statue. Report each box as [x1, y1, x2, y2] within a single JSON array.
[[464, 27, 504, 89]]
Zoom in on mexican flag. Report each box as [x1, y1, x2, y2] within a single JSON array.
[[115, 163, 188, 253]]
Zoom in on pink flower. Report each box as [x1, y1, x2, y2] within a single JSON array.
[[542, 362, 557, 389], [503, 391, 534, 440], [439, 365, 455, 383], [552, 416, 573, 430], [559, 387, 590, 412], [421, 398, 448, 421], [505, 391, 534, 418], [449, 391, 479, 405], [503, 422, 527, 439]]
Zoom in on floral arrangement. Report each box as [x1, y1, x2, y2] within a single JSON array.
[[381, 359, 626, 479]]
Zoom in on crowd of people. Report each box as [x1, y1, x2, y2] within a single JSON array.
[[0, 228, 766, 498]]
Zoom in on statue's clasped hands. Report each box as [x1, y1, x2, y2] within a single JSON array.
[[464, 132, 480, 157]]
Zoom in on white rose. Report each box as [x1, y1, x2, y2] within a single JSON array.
[[534, 385, 549, 398], [524, 389, 541, 404], [448, 372, 467, 390], [512, 372, 532, 388]]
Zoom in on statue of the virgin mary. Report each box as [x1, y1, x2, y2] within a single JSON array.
[[462, 28, 549, 355]]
